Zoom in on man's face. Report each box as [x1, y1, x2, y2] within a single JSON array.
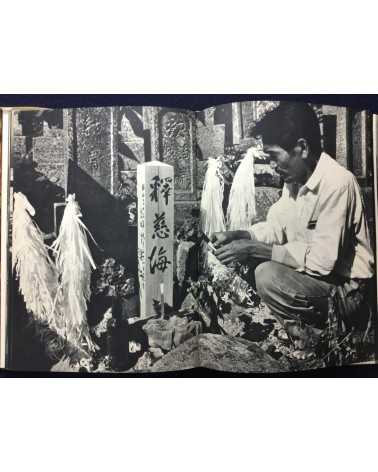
[[264, 144, 308, 185]]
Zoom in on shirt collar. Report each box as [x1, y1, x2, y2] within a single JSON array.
[[304, 152, 330, 191]]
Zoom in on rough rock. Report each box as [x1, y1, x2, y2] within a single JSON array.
[[151, 336, 199, 372], [143, 315, 202, 352], [171, 315, 202, 347], [133, 351, 153, 371], [143, 319, 174, 351], [198, 334, 284, 373], [152, 333, 285, 373], [180, 293, 198, 312], [149, 347, 164, 359], [219, 316, 246, 337], [51, 357, 80, 373]]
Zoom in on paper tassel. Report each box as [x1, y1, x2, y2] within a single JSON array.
[[12, 192, 59, 327], [51, 194, 97, 351], [200, 157, 226, 237], [227, 147, 257, 231]]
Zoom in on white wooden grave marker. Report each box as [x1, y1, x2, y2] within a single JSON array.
[[137, 161, 174, 318]]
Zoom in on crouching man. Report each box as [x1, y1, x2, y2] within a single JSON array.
[[211, 102, 375, 331]]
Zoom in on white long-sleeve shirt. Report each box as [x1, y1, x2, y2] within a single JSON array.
[[249, 153, 375, 279]]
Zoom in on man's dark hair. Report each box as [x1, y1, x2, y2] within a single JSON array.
[[251, 102, 322, 159]]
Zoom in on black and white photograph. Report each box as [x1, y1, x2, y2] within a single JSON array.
[[2, 5, 378, 472], [2, 100, 377, 373]]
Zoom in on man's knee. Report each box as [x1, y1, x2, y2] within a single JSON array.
[[255, 261, 282, 301], [255, 261, 298, 322]]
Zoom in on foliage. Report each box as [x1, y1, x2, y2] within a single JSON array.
[[91, 257, 136, 299], [175, 214, 201, 243]]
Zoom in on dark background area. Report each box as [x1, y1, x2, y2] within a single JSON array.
[[1, 94, 377, 378], [1, 94, 378, 113]]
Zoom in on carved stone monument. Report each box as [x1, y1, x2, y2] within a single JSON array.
[[197, 107, 225, 160], [137, 161, 174, 318], [322, 105, 349, 169], [71, 107, 118, 194], [158, 110, 197, 202]]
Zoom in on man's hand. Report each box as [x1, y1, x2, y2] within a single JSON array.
[[214, 240, 255, 266], [214, 240, 273, 266], [210, 230, 251, 249]]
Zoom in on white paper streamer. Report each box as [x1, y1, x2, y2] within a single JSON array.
[[12, 192, 59, 327], [51, 194, 97, 351], [200, 157, 226, 237], [227, 147, 257, 231]]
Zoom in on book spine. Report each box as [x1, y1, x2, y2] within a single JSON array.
[[0, 109, 11, 369], [373, 115, 378, 364]]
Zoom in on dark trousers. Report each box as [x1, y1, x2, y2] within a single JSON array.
[[255, 261, 369, 329]]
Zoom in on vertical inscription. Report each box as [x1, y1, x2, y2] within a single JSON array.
[[159, 110, 196, 201], [137, 161, 174, 318], [75, 107, 116, 192]]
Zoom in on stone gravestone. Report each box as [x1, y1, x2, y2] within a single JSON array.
[[118, 108, 146, 225], [322, 105, 349, 169], [11, 112, 27, 166], [196, 107, 225, 197], [350, 110, 373, 180], [119, 108, 145, 170], [66, 107, 135, 268], [232, 101, 280, 144], [72, 107, 117, 194], [157, 109, 198, 231], [137, 161, 174, 318], [32, 123, 66, 188], [197, 107, 225, 160], [158, 110, 197, 202]]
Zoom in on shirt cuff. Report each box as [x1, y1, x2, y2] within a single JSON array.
[[248, 222, 269, 243], [271, 242, 308, 271]]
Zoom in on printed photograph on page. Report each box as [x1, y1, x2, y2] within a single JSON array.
[[7, 102, 377, 373]]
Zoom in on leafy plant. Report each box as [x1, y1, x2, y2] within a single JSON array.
[[91, 258, 136, 299]]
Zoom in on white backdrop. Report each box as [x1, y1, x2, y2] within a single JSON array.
[[1, 2, 378, 472]]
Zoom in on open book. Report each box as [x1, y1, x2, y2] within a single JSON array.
[[1, 100, 377, 373]]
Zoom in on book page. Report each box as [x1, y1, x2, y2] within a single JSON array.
[[7, 106, 201, 373], [194, 101, 377, 372], [5, 102, 377, 374]]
